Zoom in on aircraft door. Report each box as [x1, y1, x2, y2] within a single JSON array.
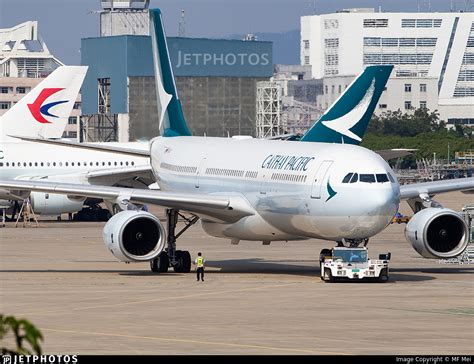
[[310, 160, 333, 199]]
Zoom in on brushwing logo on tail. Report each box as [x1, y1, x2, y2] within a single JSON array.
[[321, 78, 376, 142], [27, 88, 68, 124]]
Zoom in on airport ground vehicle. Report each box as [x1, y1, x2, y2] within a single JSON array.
[[391, 212, 411, 224], [319, 247, 391, 282]]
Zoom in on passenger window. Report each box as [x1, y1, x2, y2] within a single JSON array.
[[342, 173, 353, 183], [349, 173, 358, 183], [360, 174, 376, 183], [376, 174, 389, 183]]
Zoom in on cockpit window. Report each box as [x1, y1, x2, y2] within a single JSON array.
[[360, 174, 376, 183], [349, 173, 358, 183], [387, 173, 395, 183], [376, 174, 389, 183], [342, 173, 353, 183]]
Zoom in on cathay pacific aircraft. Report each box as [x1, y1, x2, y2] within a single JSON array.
[[1, 9, 473, 275]]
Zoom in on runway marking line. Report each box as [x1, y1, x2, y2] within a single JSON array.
[[20, 283, 299, 316], [41, 327, 343, 355]]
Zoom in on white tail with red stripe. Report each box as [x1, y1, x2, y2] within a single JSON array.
[[0, 66, 87, 140]]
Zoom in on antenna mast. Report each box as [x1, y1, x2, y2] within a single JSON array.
[[178, 9, 186, 37]]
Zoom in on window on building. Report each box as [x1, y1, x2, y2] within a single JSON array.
[[303, 40, 310, 49], [331, 85, 335, 94], [405, 84, 412, 92], [68, 131, 77, 138], [16, 87, 26, 94], [73, 102, 81, 110], [0, 87, 9, 94], [324, 38, 339, 48], [325, 85, 328, 94], [304, 56, 310, 65], [405, 101, 412, 110], [0, 102, 10, 109], [363, 19, 388, 28], [401, 19, 416, 28], [68, 117, 77, 125], [363, 37, 381, 46], [420, 101, 427, 109], [382, 38, 398, 47], [420, 84, 427, 92], [338, 85, 342, 94]]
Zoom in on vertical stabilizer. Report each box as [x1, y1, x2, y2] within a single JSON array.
[[0, 66, 87, 140], [300, 65, 393, 144], [149, 8, 191, 137]]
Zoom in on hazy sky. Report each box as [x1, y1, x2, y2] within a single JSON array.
[[1, 0, 471, 64]]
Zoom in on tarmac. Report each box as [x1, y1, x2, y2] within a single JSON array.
[[0, 192, 473, 355]]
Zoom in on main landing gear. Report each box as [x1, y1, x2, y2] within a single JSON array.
[[150, 209, 199, 274]]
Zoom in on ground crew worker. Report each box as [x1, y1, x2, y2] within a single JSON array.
[[194, 252, 205, 282]]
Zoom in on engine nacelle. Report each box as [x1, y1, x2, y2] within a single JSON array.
[[103, 210, 166, 262], [405, 208, 469, 259], [30, 192, 85, 215]]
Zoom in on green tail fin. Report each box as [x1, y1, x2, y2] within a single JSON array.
[[150, 8, 192, 137], [300, 65, 393, 144]]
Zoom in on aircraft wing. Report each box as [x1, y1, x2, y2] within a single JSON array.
[[9, 135, 150, 157], [86, 165, 155, 188], [400, 177, 474, 200], [376, 149, 416, 161], [0, 179, 255, 223]]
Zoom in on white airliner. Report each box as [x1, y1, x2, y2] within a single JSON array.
[[0, 66, 152, 215], [0, 8, 472, 274]]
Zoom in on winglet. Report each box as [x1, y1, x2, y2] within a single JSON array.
[[149, 8, 192, 137], [300, 65, 393, 144]]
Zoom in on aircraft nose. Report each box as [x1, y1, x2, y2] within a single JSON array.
[[370, 186, 399, 221]]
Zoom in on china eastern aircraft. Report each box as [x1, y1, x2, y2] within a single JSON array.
[[0, 66, 153, 216], [1, 8, 473, 274]]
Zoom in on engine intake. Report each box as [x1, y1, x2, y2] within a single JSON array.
[[405, 208, 469, 259], [103, 210, 166, 262]]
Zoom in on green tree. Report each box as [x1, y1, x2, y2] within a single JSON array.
[[0, 315, 43, 355]]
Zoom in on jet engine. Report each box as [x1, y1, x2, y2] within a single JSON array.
[[30, 192, 85, 215], [405, 208, 469, 259], [103, 210, 166, 262]]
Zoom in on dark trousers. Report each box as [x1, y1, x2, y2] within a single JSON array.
[[196, 267, 204, 281]]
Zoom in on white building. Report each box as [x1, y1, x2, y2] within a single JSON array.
[[0, 21, 80, 138], [302, 8, 474, 126]]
